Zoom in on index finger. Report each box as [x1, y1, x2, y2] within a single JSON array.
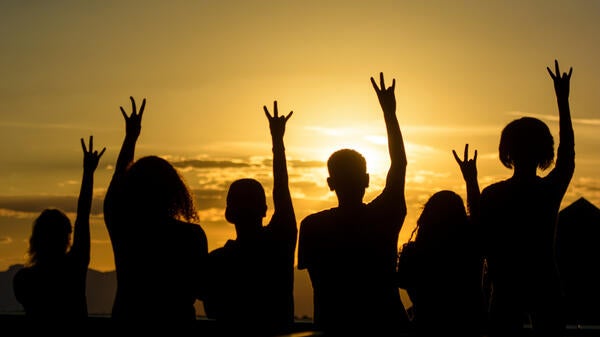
[[370, 77, 379, 91], [130, 96, 136, 114], [546, 66, 556, 79], [285, 111, 294, 121], [263, 105, 272, 119], [139, 98, 146, 117], [452, 149, 461, 163]]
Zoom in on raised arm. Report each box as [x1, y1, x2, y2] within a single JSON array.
[[70, 136, 105, 266], [453, 144, 480, 221], [263, 101, 296, 238], [546, 60, 575, 190], [103, 96, 146, 234], [370, 73, 407, 212]]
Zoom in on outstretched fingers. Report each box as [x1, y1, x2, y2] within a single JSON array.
[[564, 66, 573, 80], [264, 100, 279, 119], [547, 59, 573, 80], [130, 96, 137, 115], [138, 98, 146, 117], [371, 72, 395, 92], [121, 96, 146, 119], [453, 144, 477, 164], [370, 76, 380, 92], [264, 100, 291, 121], [82, 135, 106, 157], [120, 106, 128, 119], [263, 105, 271, 119]]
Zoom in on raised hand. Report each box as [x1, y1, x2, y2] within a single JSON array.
[[547, 59, 573, 102], [120, 96, 146, 138], [264, 100, 293, 140], [452, 144, 477, 182], [81, 135, 106, 173], [370, 72, 396, 116]]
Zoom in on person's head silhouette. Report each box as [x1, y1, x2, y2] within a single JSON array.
[[225, 178, 267, 237], [499, 116, 554, 172], [27, 209, 72, 266], [413, 190, 467, 246], [326, 149, 370, 206], [122, 155, 198, 222]]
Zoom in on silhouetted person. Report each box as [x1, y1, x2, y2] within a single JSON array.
[[103, 97, 208, 321], [297, 73, 409, 336], [203, 101, 297, 336], [13, 136, 105, 320], [480, 60, 575, 337], [398, 144, 486, 337]]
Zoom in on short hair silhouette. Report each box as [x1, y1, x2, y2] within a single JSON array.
[[203, 101, 297, 336], [327, 148, 367, 177], [499, 116, 554, 170], [27, 209, 72, 265], [122, 155, 198, 222], [298, 73, 410, 335], [225, 178, 267, 223], [326, 149, 369, 201], [480, 60, 575, 337]]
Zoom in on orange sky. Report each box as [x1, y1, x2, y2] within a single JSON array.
[[1, 1, 600, 276]]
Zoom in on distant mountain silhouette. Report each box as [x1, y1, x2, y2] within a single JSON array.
[[0, 264, 116, 315], [556, 197, 600, 325]]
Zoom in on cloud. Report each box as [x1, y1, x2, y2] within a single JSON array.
[[0, 208, 37, 219], [508, 111, 600, 126], [172, 159, 253, 169], [0, 196, 103, 215], [288, 159, 324, 168]]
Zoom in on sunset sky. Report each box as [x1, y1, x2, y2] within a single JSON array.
[[1, 0, 600, 279]]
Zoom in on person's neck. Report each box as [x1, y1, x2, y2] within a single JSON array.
[[512, 164, 538, 181], [235, 220, 263, 241], [337, 198, 364, 209]]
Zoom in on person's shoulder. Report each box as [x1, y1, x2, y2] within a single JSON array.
[[172, 219, 206, 234], [481, 179, 509, 196], [301, 208, 336, 226], [208, 241, 238, 263], [13, 266, 32, 285]]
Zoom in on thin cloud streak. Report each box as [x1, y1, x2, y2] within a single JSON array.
[[508, 111, 600, 126]]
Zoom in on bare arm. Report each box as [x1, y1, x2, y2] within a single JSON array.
[[103, 96, 146, 236], [547, 60, 575, 190], [370, 73, 407, 215], [453, 144, 480, 221], [264, 101, 296, 239], [70, 136, 105, 266]]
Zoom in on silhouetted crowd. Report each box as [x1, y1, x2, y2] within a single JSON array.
[[12, 61, 575, 337]]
